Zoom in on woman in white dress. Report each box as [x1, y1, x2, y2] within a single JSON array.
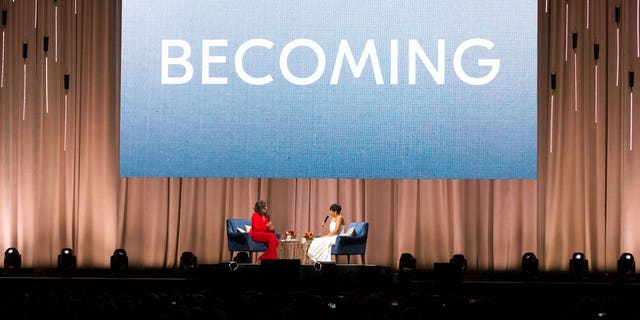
[[307, 203, 345, 262]]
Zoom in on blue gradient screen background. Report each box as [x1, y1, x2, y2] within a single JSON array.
[[120, 0, 537, 179]]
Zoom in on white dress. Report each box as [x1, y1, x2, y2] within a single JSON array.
[[307, 220, 345, 262]]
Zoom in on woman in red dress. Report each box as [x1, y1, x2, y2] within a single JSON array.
[[249, 200, 279, 260]]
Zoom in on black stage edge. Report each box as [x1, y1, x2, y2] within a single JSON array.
[[190, 261, 394, 292], [1, 263, 640, 292], [2, 264, 640, 318]]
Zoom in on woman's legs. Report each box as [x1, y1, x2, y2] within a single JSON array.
[[307, 236, 334, 262], [251, 231, 279, 260]]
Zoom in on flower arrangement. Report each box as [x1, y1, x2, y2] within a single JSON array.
[[303, 232, 314, 241], [285, 229, 296, 239]]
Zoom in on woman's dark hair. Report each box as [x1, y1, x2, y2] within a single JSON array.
[[330, 203, 342, 214], [254, 200, 268, 214]]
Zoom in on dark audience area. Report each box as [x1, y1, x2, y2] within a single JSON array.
[[0, 264, 639, 320]]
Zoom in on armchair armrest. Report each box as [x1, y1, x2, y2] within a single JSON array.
[[335, 234, 366, 245], [228, 232, 249, 244]]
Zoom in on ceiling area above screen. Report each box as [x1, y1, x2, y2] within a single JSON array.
[[120, 0, 537, 179]]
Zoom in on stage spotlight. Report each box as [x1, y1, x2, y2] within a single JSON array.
[[569, 252, 589, 276], [521, 252, 539, 275], [179, 251, 198, 272], [617, 253, 635, 276], [233, 252, 250, 263], [398, 253, 417, 281], [110, 248, 128, 275], [399, 253, 416, 273], [4, 247, 21, 274], [313, 260, 337, 273], [228, 261, 239, 272], [312, 260, 337, 289], [57, 248, 77, 272], [449, 254, 467, 275]]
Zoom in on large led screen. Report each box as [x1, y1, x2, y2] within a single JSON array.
[[120, 0, 537, 179]]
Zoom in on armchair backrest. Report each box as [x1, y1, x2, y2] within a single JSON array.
[[226, 218, 269, 255], [227, 219, 251, 234], [226, 219, 251, 252], [347, 222, 368, 239], [332, 221, 368, 257]]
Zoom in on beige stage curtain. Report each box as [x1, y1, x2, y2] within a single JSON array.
[[1, 0, 638, 273]]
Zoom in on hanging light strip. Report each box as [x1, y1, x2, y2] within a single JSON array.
[[617, 27, 620, 86], [22, 43, 28, 120], [594, 43, 599, 123], [545, 0, 548, 13], [1, 9, 6, 88], [44, 36, 49, 113], [574, 52, 578, 111], [565, 2, 569, 62], [22, 63, 26, 120], [64, 74, 69, 151], [55, 5, 58, 62], [631, 92, 634, 151], [44, 57, 48, 113], [616, 6, 621, 86], [550, 73, 556, 153], [550, 94, 554, 153], [573, 32, 578, 112], [64, 94, 68, 151], [587, 0, 590, 29], [1, 30, 4, 88], [630, 71, 635, 151], [595, 64, 598, 123]]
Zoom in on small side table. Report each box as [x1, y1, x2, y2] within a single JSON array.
[[278, 239, 312, 264]]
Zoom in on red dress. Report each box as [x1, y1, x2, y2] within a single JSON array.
[[249, 212, 279, 260]]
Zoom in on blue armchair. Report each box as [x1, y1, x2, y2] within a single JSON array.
[[331, 222, 369, 264], [226, 218, 280, 262]]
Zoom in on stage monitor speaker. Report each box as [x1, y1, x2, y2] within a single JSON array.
[[194, 263, 261, 284], [260, 259, 301, 285], [433, 262, 463, 284], [315, 261, 337, 278]]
